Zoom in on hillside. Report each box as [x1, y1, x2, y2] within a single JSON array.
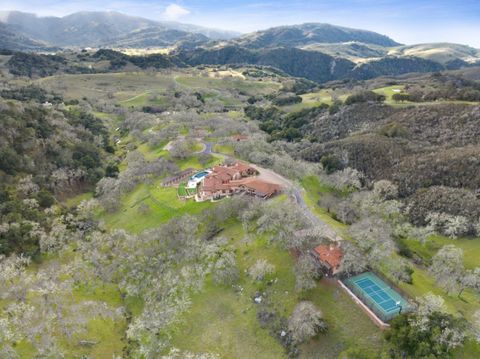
[[233, 23, 400, 48], [0, 11, 237, 48], [300, 42, 388, 62], [177, 46, 448, 83], [2, 47, 454, 84], [177, 46, 355, 83], [0, 22, 48, 51], [388, 43, 480, 66]]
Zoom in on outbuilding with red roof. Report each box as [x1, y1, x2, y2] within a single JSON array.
[[313, 244, 343, 276]]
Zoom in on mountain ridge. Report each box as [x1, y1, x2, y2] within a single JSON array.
[[232, 23, 401, 48], [0, 10, 239, 48]]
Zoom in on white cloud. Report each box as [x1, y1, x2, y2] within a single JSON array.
[[163, 4, 190, 20]]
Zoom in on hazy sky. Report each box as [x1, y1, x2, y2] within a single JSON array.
[[1, 0, 480, 47]]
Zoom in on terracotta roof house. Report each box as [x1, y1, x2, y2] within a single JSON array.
[[231, 178, 281, 199], [232, 134, 249, 142], [196, 162, 281, 201], [313, 244, 343, 276]]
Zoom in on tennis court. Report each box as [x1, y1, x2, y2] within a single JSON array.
[[344, 272, 411, 322]]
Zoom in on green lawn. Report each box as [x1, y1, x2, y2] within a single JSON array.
[[192, 141, 204, 152], [282, 90, 349, 112], [100, 182, 214, 233], [213, 143, 235, 156], [175, 153, 223, 170], [119, 92, 167, 108], [137, 142, 170, 160], [175, 75, 281, 95], [373, 85, 406, 103], [401, 264, 478, 311], [402, 235, 480, 269], [301, 281, 384, 358], [64, 192, 93, 208], [178, 183, 197, 197], [373, 85, 479, 108], [37, 72, 176, 102]]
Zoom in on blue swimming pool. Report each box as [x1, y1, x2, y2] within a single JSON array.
[[192, 171, 209, 179]]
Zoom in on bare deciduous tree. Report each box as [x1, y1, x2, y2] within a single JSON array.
[[430, 245, 464, 295], [294, 254, 320, 292], [248, 259, 275, 281], [288, 301, 327, 344]]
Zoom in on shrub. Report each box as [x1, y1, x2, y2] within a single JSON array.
[[36, 190, 55, 208], [320, 154, 343, 174]]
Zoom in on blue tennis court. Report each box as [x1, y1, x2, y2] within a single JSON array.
[[344, 272, 411, 322]]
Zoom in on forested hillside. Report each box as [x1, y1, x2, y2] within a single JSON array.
[[3, 47, 462, 85], [0, 85, 112, 256]]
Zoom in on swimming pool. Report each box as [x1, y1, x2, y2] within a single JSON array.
[[186, 170, 211, 188], [192, 171, 210, 179]]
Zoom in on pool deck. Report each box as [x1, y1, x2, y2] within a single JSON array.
[[338, 279, 390, 329]]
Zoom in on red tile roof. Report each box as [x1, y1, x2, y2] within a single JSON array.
[[230, 178, 281, 197], [199, 162, 279, 198], [232, 134, 249, 141], [314, 244, 343, 271], [202, 175, 231, 192]]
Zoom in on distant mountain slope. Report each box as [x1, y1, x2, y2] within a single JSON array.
[[300, 42, 388, 62], [388, 43, 480, 65], [0, 22, 48, 51], [157, 21, 239, 40], [100, 27, 208, 48], [0, 11, 237, 48], [233, 23, 401, 49]]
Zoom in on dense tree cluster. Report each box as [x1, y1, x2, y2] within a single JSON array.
[[344, 90, 386, 105], [245, 104, 329, 142], [385, 294, 466, 358], [0, 88, 110, 256]]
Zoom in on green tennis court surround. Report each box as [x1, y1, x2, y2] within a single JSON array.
[[344, 272, 411, 322]]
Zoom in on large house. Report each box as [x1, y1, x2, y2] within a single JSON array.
[[196, 162, 281, 201]]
